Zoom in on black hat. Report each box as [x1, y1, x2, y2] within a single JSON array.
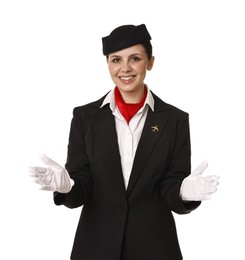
[[102, 24, 151, 55]]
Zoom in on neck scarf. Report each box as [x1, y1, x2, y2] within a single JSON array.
[[114, 86, 147, 124]]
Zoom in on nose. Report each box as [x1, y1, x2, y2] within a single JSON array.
[[121, 61, 132, 73]]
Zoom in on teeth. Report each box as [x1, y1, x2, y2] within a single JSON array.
[[120, 76, 133, 80]]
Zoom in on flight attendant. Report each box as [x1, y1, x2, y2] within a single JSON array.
[[29, 24, 219, 260]]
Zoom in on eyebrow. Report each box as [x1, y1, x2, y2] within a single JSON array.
[[109, 53, 143, 59]]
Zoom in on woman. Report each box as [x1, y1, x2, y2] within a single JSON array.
[[29, 24, 219, 260]]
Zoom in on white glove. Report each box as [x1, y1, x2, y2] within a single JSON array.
[[28, 154, 74, 193], [180, 160, 220, 201]]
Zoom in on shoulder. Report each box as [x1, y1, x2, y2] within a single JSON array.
[[152, 92, 189, 121], [72, 92, 109, 115]]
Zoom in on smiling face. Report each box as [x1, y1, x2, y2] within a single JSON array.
[[107, 44, 154, 103]]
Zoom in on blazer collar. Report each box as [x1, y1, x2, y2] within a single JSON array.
[[94, 90, 170, 112], [100, 86, 155, 113]]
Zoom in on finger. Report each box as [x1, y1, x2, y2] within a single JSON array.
[[31, 176, 51, 185], [200, 194, 211, 200], [191, 160, 208, 176], [39, 154, 59, 167], [202, 183, 217, 193], [28, 167, 48, 177], [203, 175, 220, 182], [207, 186, 217, 194], [201, 180, 219, 195], [40, 185, 55, 191]]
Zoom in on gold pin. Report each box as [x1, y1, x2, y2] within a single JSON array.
[[151, 125, 159, 132]]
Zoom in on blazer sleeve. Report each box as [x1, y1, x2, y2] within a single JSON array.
[[53, 107, 93, 208], [160, 111, 201, 214]]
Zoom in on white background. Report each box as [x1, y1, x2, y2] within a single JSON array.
[[0, 0, 244, 259]]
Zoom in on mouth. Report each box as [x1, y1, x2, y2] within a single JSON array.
[[119, 75, 135, 83], [119, 76, 134, 80]]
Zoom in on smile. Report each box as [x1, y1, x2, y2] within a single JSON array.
[[119, 76, 135, 81]]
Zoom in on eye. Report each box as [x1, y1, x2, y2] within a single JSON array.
[[111, 58, 120, 63], [131, 56, 141, 62]]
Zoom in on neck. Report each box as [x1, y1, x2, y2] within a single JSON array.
[[119, 85, 145, 104]]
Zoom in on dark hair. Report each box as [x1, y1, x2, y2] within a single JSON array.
[[106, 41, 153, 60], [141, 40, 153, 60]]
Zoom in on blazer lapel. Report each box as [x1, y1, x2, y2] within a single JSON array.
[[126, 98, 169, 196], [91, 103, 126, 197]]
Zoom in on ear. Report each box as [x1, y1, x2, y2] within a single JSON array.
[[147, 56, 155, 71]]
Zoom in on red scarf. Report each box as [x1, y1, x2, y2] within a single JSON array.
[[114, 87, 147, 124]]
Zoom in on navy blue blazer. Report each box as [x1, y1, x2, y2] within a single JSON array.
[[54, 91, 201, 260]]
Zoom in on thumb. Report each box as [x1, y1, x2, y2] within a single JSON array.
[[191, 160, 208, 177], [39, 154, 60, 167]]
